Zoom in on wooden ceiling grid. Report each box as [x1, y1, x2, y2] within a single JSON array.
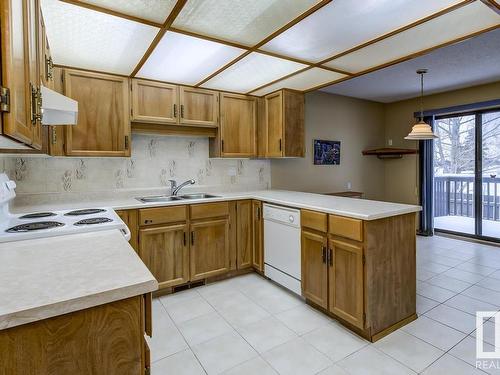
[[54, 0, 500, 95]]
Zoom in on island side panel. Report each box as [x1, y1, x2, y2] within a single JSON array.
[[364, 213, 417, 337], [0, 296, 144, 375]]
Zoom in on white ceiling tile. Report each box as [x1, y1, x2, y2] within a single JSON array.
[[173, 0, 320, 46], [261, 0, 465, 62], [78, 0, 177, 23], [201, 52, 307, 93], [137, 32, 245, 85], [324, 2, 500, 73], [250, 68, 347, 96], [41, 0, 158, 75]]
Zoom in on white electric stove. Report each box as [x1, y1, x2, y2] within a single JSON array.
[[0, 173, 130, 243]]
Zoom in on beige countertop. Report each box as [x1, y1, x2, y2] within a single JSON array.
[[0, 230, 158, 330], [12, 189, 421, 221]]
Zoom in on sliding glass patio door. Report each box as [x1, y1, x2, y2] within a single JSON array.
[[433, 109, 500, 242]]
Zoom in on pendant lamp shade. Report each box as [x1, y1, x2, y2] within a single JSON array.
[[405, 69, 438, 140]]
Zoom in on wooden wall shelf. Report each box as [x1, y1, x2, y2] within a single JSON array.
[[362, 148, 418, 159]]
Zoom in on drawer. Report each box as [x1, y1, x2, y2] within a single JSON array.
[[139, 205, 187, 226], [301, 209, 327, 232], [190, 202, 229, 220], [329, 215, 363, 242]]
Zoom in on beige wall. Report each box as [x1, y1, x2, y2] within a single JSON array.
[[384, 81, 500, 204], [271, 91, 386, 200]]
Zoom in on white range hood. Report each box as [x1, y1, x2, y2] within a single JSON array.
[[40, 85, 78, 125]]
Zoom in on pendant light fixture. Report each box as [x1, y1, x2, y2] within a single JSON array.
[[405, 69, 438, 140]]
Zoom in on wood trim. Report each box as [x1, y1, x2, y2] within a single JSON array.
[[53, 64, 129, 78], [307, 24, 500, 93], [168, 27, 251, 50], [144, 293, 152, 337], [193, 0, 333, 87], [132, 123, 217, 137], [130, 0, 187, 77], [371, 314, 418, 342], [59, 0, 163, 28], [480, 0, 500, 14]]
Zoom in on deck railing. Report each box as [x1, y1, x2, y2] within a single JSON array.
[[434, 175, 500, 220]]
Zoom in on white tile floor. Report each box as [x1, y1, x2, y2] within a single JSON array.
[[148, 235, 500, 374]]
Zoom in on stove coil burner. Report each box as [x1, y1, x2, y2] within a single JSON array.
[[6, 221, 64, 233], [19, 212, 57, 219], [74, 217, 112, 225], [65, 208, 107, 216]]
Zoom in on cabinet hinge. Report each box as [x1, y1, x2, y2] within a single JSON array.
[[0, 86, 10, 112]]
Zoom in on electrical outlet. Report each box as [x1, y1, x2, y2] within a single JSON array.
[[347, 182, 352, 190], [388, 139, 393, 146]]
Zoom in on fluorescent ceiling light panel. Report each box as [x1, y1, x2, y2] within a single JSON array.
[[324, 2, 500, 73], [261, 0, 464, 62], [41, 0, 158, 75], [173, 0, 320, 46], [251, 68, 347, 96], [201, 53, 307, 93], [137, 32, 245, 85], [78, 0, 177, 23]]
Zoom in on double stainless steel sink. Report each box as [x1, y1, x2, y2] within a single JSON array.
[[136, 193, 220, 203]]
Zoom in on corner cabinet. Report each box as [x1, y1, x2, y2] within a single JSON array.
[[263, 90, 304, 158], [63, 69, 130, 157], [0, 0, 43, 149]]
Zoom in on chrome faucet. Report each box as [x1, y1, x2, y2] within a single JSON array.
[[169, 179, 195, 196]]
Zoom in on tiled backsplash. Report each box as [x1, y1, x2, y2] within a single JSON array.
[[0, 134, 271, 195]]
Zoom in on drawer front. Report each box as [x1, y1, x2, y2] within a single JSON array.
[[329, 215, 363, 242], [301, 209, 327, 232], [190, 202, 229, 220], [139, 206, 187, 226]]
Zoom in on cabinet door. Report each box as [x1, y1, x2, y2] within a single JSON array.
[[64, 69, 130, 156], [131, 79, 178, 124], [139, 224, 189, 289], [179, 87, 218, 127], [0, 0, 33, 145], [301, 230, 328, 309], [328, 238, 364, 328], [252, 200, 263, 272], [190, 218, 230, 281], [220, 93, 256, 157], [265, 91, 283, 157], [38, 8, 53, 89], [236, 200, 253, 270]]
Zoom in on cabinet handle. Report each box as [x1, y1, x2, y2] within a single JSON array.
[[191, 231, 194, 246], [173, 104, 177, 118], [256, 206, 260, 220], [221, 140, 224, 152], [279, 138, 282, 152], [329, 248, 333, 266], [144, 219, 152, 224], [183, 232, 186, 246], [322, 246, 326, 264], [180, 104, 184, 118]]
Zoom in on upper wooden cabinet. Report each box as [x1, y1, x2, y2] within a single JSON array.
[[211, 93, 257, 158], [0, 0, 43, 149], [179, 87, 218, 127], [63, 69, 130, 157], [131, 80, 177, 124], [264, 90, 304, 158]]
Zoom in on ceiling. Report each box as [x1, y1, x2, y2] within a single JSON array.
[[41, 0, 500, 96], [320, 28, 500, 103]]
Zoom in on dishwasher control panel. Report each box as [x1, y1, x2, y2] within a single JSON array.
[[263, 204, 300, 227]]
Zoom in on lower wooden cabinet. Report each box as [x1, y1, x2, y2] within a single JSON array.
[[139, 224, 189, 289], [116, 209, 138, 251], [252, 200, 263, 272], [190, 218, 230, 281], [328, 238, 364, 329], [236, 200, 253, 270], [301, 229, 328, 309]]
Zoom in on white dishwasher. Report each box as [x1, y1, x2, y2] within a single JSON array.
[[263, 203, 301, 295]]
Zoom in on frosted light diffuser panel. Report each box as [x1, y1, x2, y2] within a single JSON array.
[[261, 0, 464, 62], [137, 32, 245, 85], [79, 0, 177, 23], [324, 2, 500, 73], [173, 0, 320, 46], [250, 68, 347, 96], [202, 52, 306, 93], [41, 0, 158, 75]]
